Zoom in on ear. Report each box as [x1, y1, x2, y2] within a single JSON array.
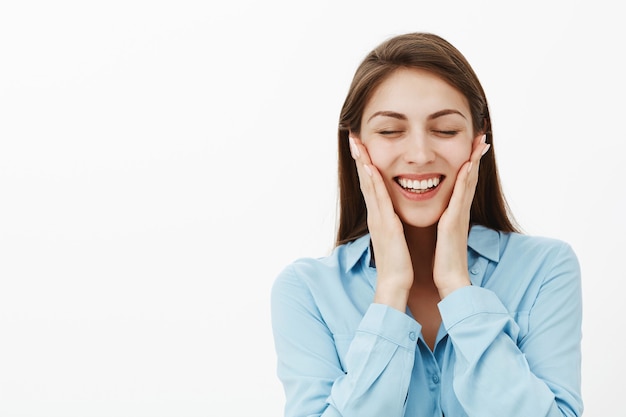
[[348, 130, 361, 140]]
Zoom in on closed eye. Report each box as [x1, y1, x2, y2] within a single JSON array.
[[433, 130, 459, 137]]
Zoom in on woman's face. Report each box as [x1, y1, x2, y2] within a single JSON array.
[[358, 68, 479, 229]]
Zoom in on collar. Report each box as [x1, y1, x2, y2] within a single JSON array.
[[342, 224, 502, 273], [467, 224, 501, 262], [342, 233, 372, 273]]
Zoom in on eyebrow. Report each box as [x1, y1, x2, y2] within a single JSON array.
[[367, 109, 467, 123], [367, 111, 407, 123], [427, 109, 467, 120]]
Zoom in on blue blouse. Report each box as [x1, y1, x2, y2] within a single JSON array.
[[271, 225, 583, 417]]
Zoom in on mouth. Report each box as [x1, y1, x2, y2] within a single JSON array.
[[395, 175, 444, 194]]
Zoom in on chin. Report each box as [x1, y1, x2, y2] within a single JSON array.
[[389, 188, 450, 230], [402, 220, 439, 230], [398, 212, 442, 229]]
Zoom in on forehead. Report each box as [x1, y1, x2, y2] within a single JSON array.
[[363, 68, 470, 120]]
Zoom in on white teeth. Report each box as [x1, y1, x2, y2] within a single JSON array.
[[398, 176, 441, 191]]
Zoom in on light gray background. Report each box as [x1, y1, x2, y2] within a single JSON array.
[[1, 1, 623, 416]]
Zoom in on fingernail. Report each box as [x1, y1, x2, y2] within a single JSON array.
[[349, 136, 360, 158], [363, 164, 373, 177], [481, 134, 487, 144], [481, 144, 491, 156], [467, 161, 473, 173]]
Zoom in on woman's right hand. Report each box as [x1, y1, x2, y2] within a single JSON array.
[[349, 136, 414, 312]]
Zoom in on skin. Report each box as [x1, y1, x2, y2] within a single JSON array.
[[348, 68, 490, 349]]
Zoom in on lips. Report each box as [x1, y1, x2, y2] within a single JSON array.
[[395, 175, 443, 194]]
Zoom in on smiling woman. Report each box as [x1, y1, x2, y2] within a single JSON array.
[[270, 32, 582, 417], [357, 68, 477, 231]]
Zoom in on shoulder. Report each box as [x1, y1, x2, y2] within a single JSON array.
[[499, 231, 581, 285], [503, 231, 578, 262], [274, 234, 371, 285], [470, 225, 580, 286], [470, 225, 578, 265], [473, 228, 581, 313], [272, 249, 341, 288], [271, 235, 370, 299]]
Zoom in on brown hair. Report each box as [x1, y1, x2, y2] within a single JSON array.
[[336, 32, 519, 246]]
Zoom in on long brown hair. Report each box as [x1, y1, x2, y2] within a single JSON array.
[[336, 32, 519, 246]]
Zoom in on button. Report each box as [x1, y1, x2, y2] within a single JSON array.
[[470, 267, 479, 275], [432, 374, 440, 384], [409, 331, 416, 341]]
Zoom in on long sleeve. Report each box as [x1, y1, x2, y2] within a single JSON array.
[[439, 241, 583, 417], [271, 264, 421, 417]]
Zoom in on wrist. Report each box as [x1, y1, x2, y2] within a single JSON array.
[[437, 281, 471, 299], [374, 283, 410, 312]]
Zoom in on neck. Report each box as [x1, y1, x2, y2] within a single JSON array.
[[404, 224, 437, 287]]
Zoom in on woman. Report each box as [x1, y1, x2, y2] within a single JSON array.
[[271, 32, 583, 417]]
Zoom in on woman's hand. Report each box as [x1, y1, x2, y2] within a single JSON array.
[[434, 134, 490, 298], [349, 136, 413, 312]]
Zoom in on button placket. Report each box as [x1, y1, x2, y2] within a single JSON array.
[[468, 256, 489, 286]]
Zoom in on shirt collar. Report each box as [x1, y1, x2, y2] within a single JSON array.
[[467, 224, 501, 262], [342, 233, 372, 273], [342, 224, 501, 273]]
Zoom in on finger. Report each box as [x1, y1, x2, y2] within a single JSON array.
[[367, 160, 397, 220], [448, 135, 490, 212], [349, 136, 396, 220], [463, 135, 490, 182], [465, 138, 490, 197], [349, 136, 373, 165], [349, 136, 381, 217], [469, 134, 490, 168], [463, 133, 484, 168], [349, 136, 377, 200]]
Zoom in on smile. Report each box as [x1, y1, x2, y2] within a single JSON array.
[[395, 176, 442, 194]]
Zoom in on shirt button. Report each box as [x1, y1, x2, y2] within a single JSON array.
[[432, 374, 440, 384], [409, 331, 416, 341], [470, 267, 479, 275]]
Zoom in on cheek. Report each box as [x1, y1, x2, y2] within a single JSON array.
[[363, 142, 395, 170], [362, 143, 399, 192], [443, 139, 473, 170]]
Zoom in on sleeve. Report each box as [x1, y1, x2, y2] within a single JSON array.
[[438, 242, 583, 417], [270, 265, 421, 417]]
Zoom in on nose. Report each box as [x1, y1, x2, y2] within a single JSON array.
[[403, 132, 435, 165]]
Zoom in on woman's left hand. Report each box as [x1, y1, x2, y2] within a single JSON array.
[[433, 134, 490, 298]]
